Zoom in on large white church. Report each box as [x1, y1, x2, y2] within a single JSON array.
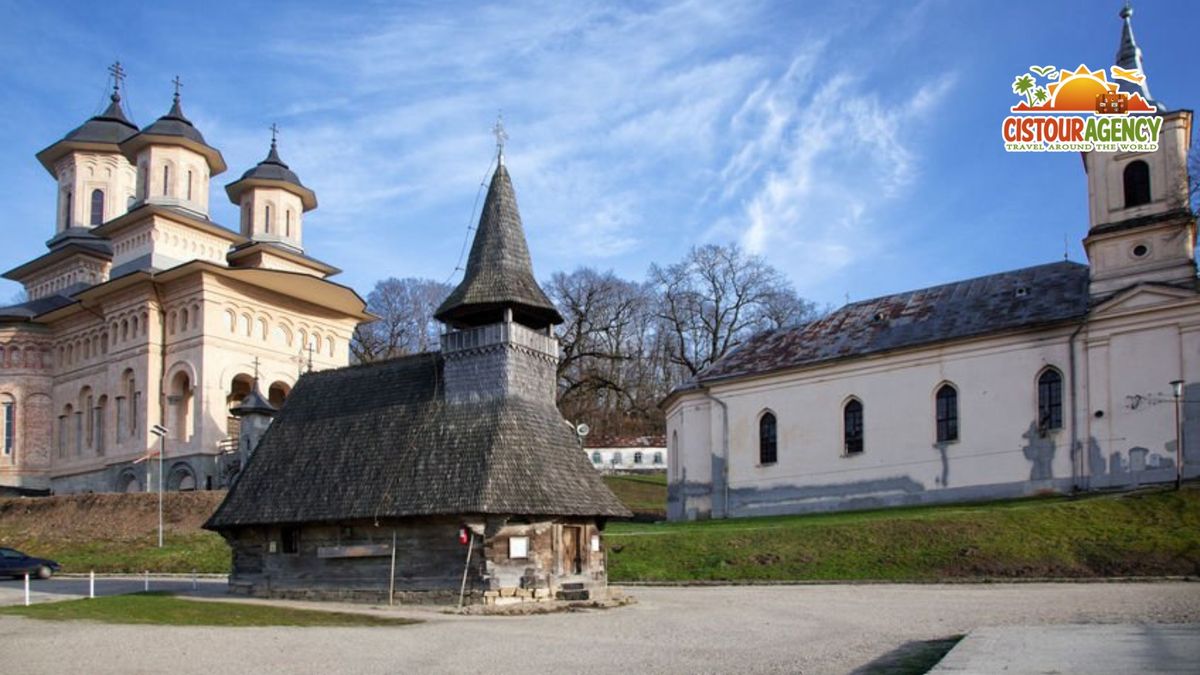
[[0, 68, 371, 495], [664, 7, 1198, 520]]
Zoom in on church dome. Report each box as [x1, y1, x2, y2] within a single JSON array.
[[119, 90, 227, 175], [225, 138, 317, 210], [35, 89, 137, 176]]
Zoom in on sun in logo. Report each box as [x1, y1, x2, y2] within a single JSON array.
[[1045, 65, 1119, 111]]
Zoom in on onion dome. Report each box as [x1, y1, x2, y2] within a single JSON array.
[[225, 137, 317, 210], [36, 86, 138, 176], [434, 163, 563, 329], [120, 90, 226, 175]]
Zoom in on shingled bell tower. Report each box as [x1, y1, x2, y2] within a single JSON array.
[[434, 130, 564, 405]]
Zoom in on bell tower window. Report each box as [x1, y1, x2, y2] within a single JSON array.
[[162, 164, 171, 197], [89, 189, 105, 226], [265, 205, 272, 234], [1123, 160, 1150, 208]]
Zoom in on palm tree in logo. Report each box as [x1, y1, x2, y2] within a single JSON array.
[[1012, 73, 1037, 106], [1032, 87, 1049, 107]]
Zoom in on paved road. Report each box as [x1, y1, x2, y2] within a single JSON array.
[[0, 575, 225, 606], [1, 582, 1197, 674]]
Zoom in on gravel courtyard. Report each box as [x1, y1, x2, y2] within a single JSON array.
[[2, 582, 1197, 674]]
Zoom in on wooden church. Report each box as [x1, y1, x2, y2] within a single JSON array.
[[205, 149, 630, 605]]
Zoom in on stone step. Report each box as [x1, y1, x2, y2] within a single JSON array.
[[560, 582, 586, 591], [557, 589, 590, 602]]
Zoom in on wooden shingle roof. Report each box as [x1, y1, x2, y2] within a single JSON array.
[[206, 353, 630, 529], [434, 165, 563, 328]]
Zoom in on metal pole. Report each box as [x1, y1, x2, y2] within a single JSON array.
[[1175, 388, 1183, 490], [89, 570, 95, 599], [158, 434, 164, 547], [388, 529, 397, 607], [144, 570, 149, 591], [457, 533, 475, 609], [192, 570, 197, 591], [24, 573, 29, 606]]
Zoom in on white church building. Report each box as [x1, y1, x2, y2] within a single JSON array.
[[663, 7, 1199, 520]]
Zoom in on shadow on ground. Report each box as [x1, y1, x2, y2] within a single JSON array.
[[850, 636, 963, 675]]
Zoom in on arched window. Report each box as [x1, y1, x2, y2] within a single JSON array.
[[1123, 160, 1150, 208], [1037, 368, 1064, 433], [285, 210, 292, 237], [612, 451, 623, 465], [591, 451, 602, 464], [186, 170, 194, 201], [264, 205, 272, 234], [759, 411, 777, 464], [171, 371, 193, 442], [89, 189, 105, 226], [844, 399, 864, 455], [162, 164, 171, 196], [634, 451, 644, 465], [653, 451, 663, 465], [63, 191, 73, 228], [1, 394, 15, 456], [936, 384, 959, 443], [94, 396, 107, 456]]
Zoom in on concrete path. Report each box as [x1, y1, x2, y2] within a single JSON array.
[[1, 581, 1197, 673], [932, 623, 1200, 674], [0, 575, 226, 606]]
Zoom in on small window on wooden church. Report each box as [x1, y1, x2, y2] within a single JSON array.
[[508, 536, 529, 559], [936, 384, 958, 443], [591, 451, 601, 464], [844, 400, 863, 455], [281, 527, 300, 554], [1037, 369, 1063, 433], [634, 451, 643, 464], [1123, 160, 1150, 208], [759, 411, 777, 464]]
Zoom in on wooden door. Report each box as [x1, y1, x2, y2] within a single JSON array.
[[561, 526, 582, 575]]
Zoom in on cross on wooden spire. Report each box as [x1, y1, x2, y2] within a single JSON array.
[[251, 356, 261, 383], [270, 123, 279, 147], [171, 75, 183, 101], [492, 113, 508, 165], [108, 61, 126, 95]]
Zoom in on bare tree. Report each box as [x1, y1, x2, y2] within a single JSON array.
[[649, 243, 816, 377], [351, 277, 451, 363], [1188, 136, 1199, 213]]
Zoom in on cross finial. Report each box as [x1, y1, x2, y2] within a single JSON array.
[[492, 112, 508, 166], [107, 61, 126, 99], [171, 75, 183, 102], [251, 356, 261, 383], [306, 343, 314, 373], [269, 123, 279, 148]]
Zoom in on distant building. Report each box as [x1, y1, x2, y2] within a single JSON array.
[[664, 7, 1199, 520], [0, 69, 370, 494], [206, 147, 630, 605], [586, 436, 667, 473]]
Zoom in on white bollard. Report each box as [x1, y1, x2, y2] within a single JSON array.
[[192, 570, 197, 591], [89, 570, 95, 599], [144, 570, 149, 591], [24, 573, 30, 606]]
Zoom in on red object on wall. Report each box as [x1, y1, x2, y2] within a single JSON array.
[[458, 526, 470, 545]]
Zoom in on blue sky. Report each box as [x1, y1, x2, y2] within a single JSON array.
[[0, 0, 1195, 307]]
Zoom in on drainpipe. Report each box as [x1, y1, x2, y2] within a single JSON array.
[[1068, 316, 1087, 492], [151, 280, 169, 487], [701, 389, 730, 519]]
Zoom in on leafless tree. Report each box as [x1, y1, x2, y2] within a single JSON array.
[[350, 277, 451, 363], [649, 243, 817, 377], [1188, 136, 1199, 213]]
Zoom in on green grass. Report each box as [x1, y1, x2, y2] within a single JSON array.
[[0, 592, 420, 626], [605, 485, 1200, 582], [603, 473, 668, 519], [0, 531, 231, 574]]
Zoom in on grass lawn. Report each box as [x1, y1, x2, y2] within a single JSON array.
[[0, 592, 419, 627], [603, 473, 667, 519], [605, 484, 1200, 582], [0, 531, 231, 575]]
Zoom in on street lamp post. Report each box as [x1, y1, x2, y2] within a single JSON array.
[[1170, 380, 1183, 491], [150, 424, 169, 547]]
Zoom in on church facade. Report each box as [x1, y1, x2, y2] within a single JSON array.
[[0, 69, 370, 495], [664, 8, 1199, 520]]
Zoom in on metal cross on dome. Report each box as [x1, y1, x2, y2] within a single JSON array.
[[270, 123, 279, 145], [108, 61, 126, 93], [251, 356, 261, 383]]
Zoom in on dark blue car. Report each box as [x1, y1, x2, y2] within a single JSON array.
[[0, 547, 60, 579]]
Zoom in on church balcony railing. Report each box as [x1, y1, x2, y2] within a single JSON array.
[[440, 321, 558, 359]]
